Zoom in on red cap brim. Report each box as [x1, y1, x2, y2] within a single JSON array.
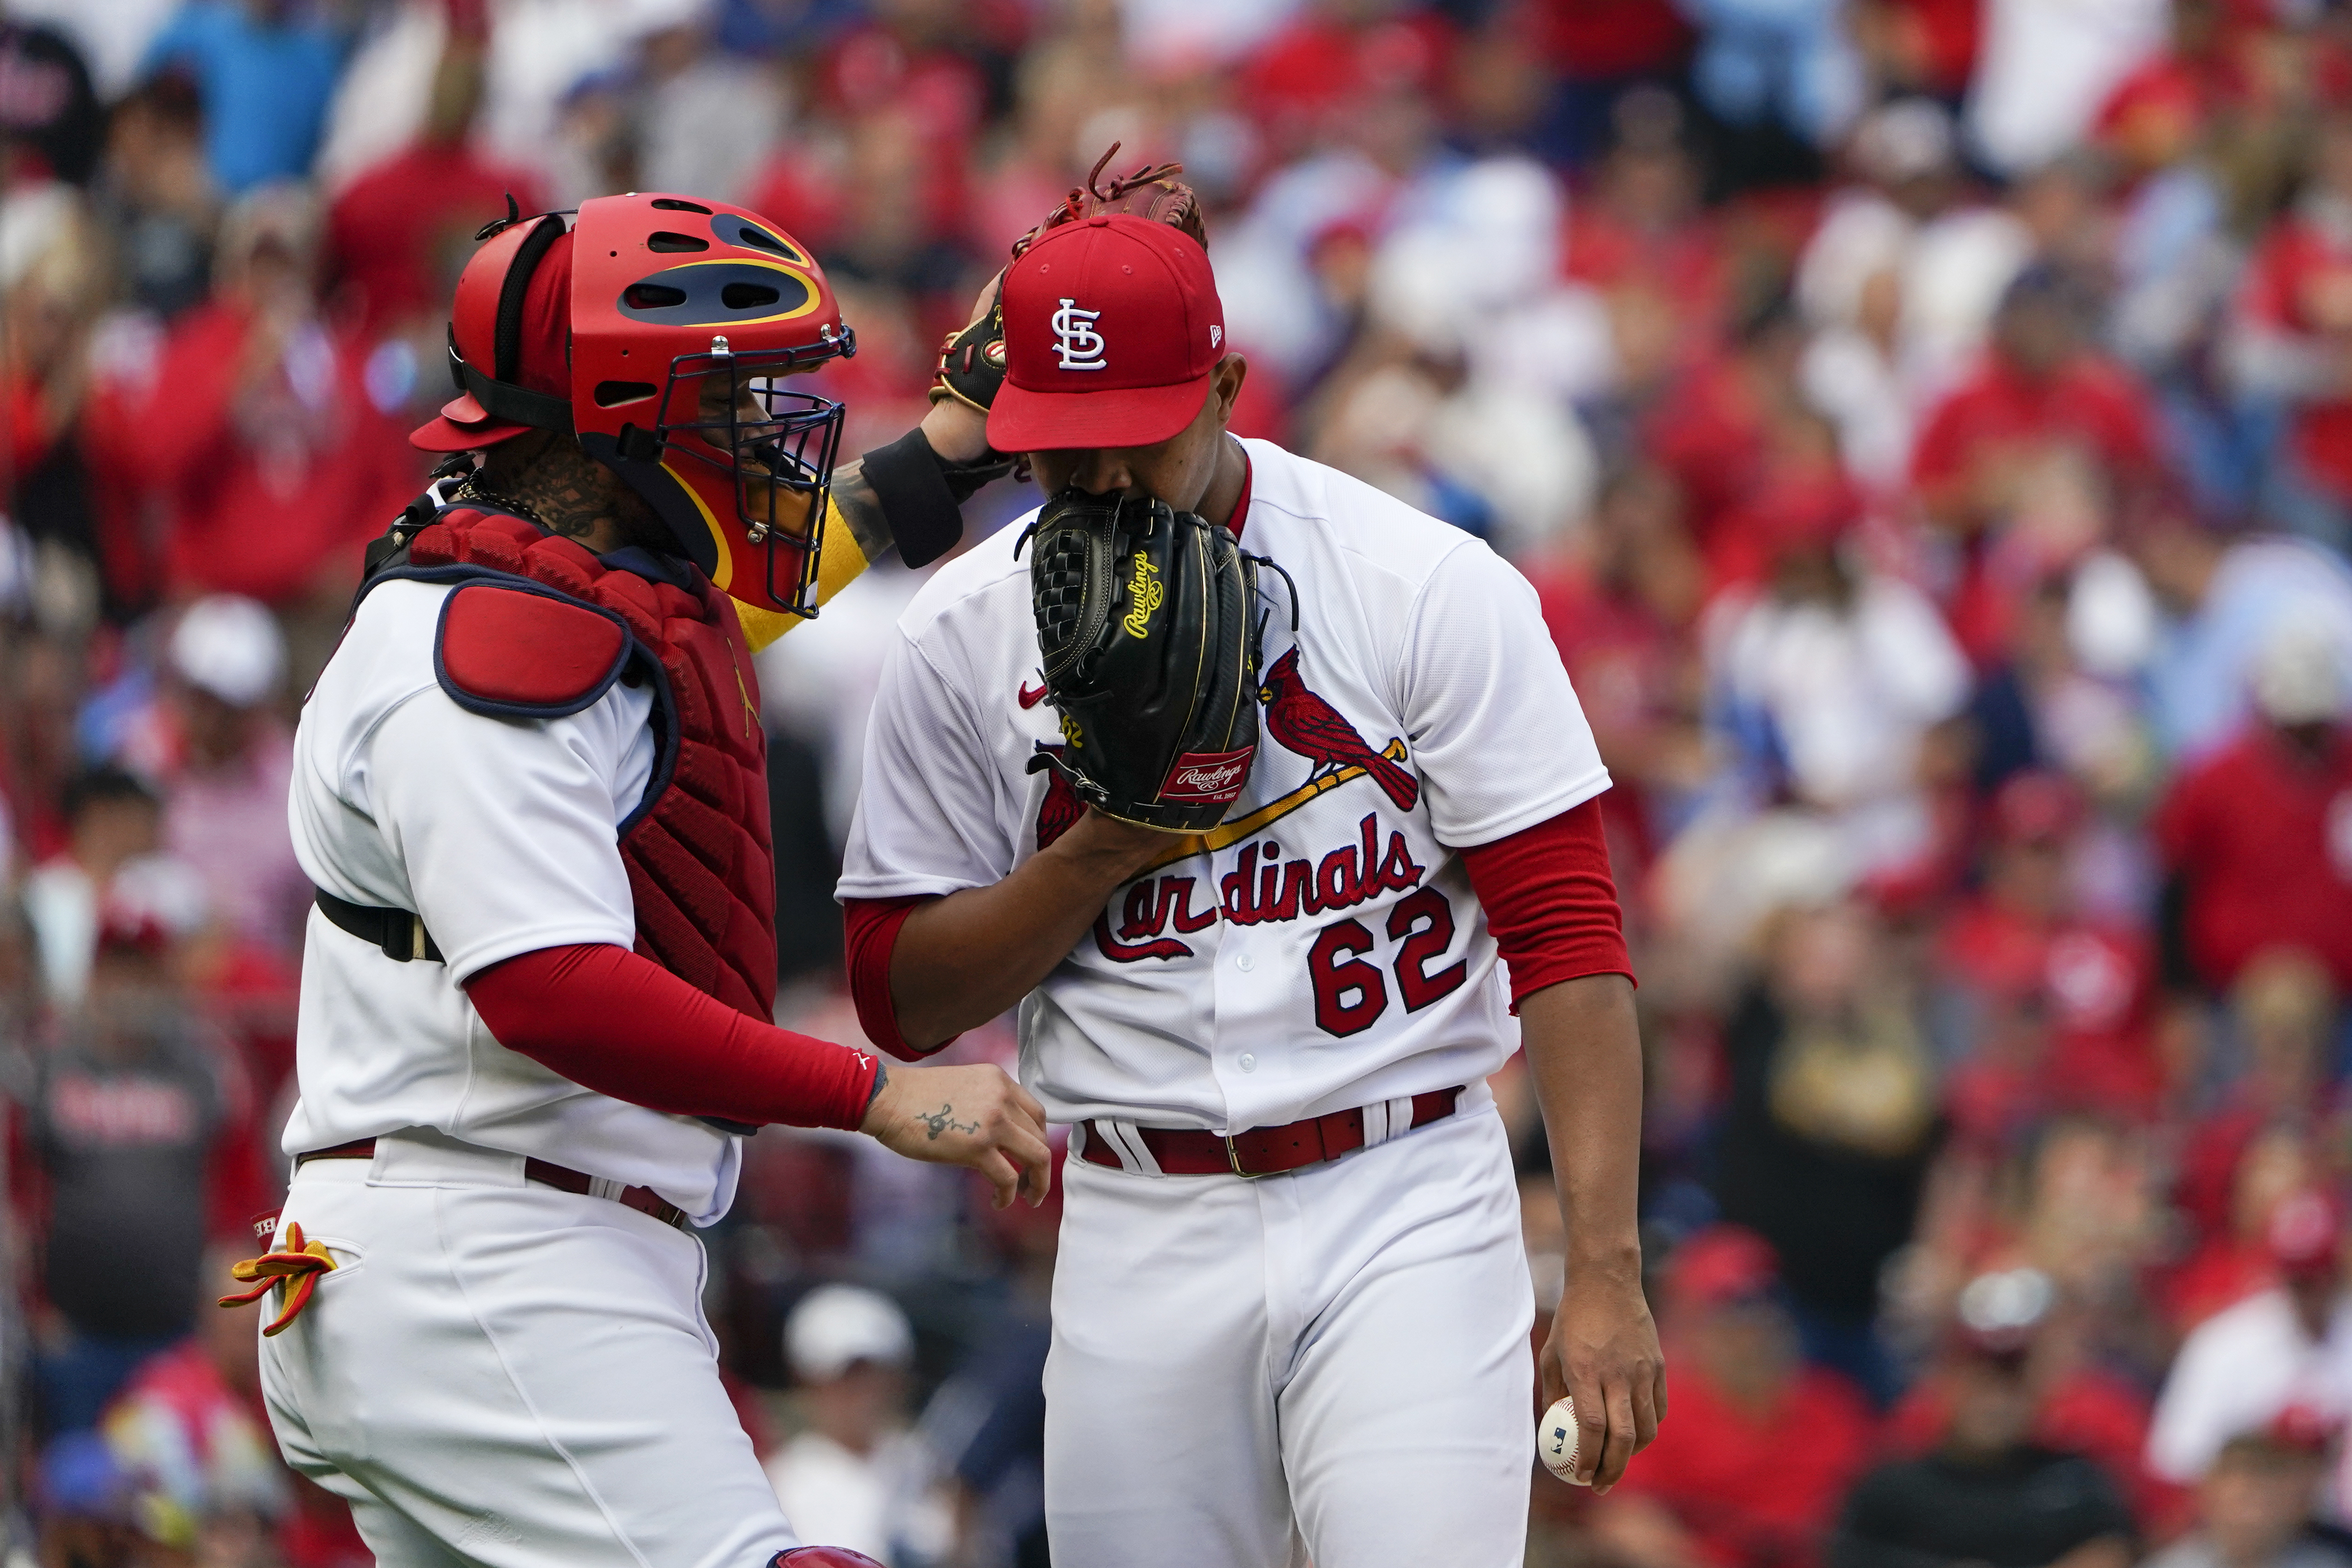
[[410, 390, 536, 453], [988, 374, 1210, 454]]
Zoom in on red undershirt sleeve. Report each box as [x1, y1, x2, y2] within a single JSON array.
[[1457, 796, 1635, 1009], [464, 944, 880, 1130], [842, 894, 955, 1061]]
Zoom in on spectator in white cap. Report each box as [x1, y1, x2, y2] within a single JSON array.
[[763, 1285, 948, 1566], [161, 595, 308, 957]]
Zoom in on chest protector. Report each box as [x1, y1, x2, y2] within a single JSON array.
[[357, 506, 778, 1021]]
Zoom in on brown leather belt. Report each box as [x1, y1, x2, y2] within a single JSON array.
[[1079, 1086, 1463, 1178], [296, 1138, 689, 1230]]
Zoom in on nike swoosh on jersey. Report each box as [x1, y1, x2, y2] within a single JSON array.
[[1018, 681, 1049, 708]]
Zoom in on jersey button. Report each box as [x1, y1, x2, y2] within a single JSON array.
[[1239, 1053, 1257, 1072], [1236, 953, 1255, 971]]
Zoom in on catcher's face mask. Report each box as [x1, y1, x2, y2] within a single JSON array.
[[418, 192, 857, 616], [581, 336, 847, 615]]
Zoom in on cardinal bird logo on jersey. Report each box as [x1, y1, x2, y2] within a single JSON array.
[[1259, 648, 1419, 812], [1034, 748, 1084, 850]]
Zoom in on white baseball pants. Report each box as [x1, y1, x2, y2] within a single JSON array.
[[257, 1129, 801, 1568], [1044, 1098, 1535, 1568]]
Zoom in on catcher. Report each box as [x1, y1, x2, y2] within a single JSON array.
[[243, 191, 1043, 1568], [839, 157, 1665, 1564]]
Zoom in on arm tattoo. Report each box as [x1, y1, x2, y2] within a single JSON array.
[[828, 458, 897, 565], [915, 1102, 980, 1140]]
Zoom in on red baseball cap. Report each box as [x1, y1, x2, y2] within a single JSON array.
[[1990, 770, 2085, 848], [988, 213, 1226, 453], [1668, 1225, 1780, 1309]]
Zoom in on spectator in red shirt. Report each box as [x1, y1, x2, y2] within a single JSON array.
[[1529, 463, 1709, 866], [323, 35, 546, 345], [1529, 0, 1692, 167], [1591, 1226, 1876, 1568], [1853, 0, 1982, 102], [88, 183, 419, 615], [2164, 947, 2339, 1325], [1936, 772, 2163, 1124], [1571, 92, 1735, 363], [2153, 623, 2352, 995], [1642, 297, 1827, 585], [2166, 1121, 2323, 1337], [2093, 0, 2238, 183], [811, 8, 990, 275], [1239, 2, 1453, 164], [1912, 266, 2165, 661], [1, 186, 102, 513], [2228, 109, 2352, 547]]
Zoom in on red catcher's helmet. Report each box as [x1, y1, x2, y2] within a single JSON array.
[[413, 192, 856, 616]]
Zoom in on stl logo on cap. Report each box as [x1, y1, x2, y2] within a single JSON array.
[[1052, 298, 1106, 371]]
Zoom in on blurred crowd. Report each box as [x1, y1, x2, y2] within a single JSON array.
[[3, 0, 2352, 1565]]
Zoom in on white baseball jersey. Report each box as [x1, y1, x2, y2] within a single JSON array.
[[286, 576, 740, 1223], [276, 577, 811, 1568], [839, 437, 1611, 1130]]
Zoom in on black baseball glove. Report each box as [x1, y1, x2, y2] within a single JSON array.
[[1021, 488, 1264, 833]]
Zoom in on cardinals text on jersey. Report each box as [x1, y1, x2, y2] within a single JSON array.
[[839, 438, 1611, 1132]]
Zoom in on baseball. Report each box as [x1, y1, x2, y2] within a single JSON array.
[[1539, 1396, 1584, 1483]]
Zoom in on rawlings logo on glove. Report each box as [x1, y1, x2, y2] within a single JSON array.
[[1160, 750, 1254, 804]]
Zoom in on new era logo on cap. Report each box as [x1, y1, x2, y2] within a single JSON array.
[[988, 214, 1225, 453]]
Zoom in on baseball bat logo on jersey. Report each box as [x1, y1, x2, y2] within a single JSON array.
[[1051, 298, 1107, 371], [1260, 649, 1419, 811]]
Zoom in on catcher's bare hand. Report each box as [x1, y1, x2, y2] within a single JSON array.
[[1541, 1262, 1666, 1492], [860, 1060, 1052, 1209]]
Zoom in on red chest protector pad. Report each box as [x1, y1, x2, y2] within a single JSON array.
[[357, 506, 778, 1022]]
